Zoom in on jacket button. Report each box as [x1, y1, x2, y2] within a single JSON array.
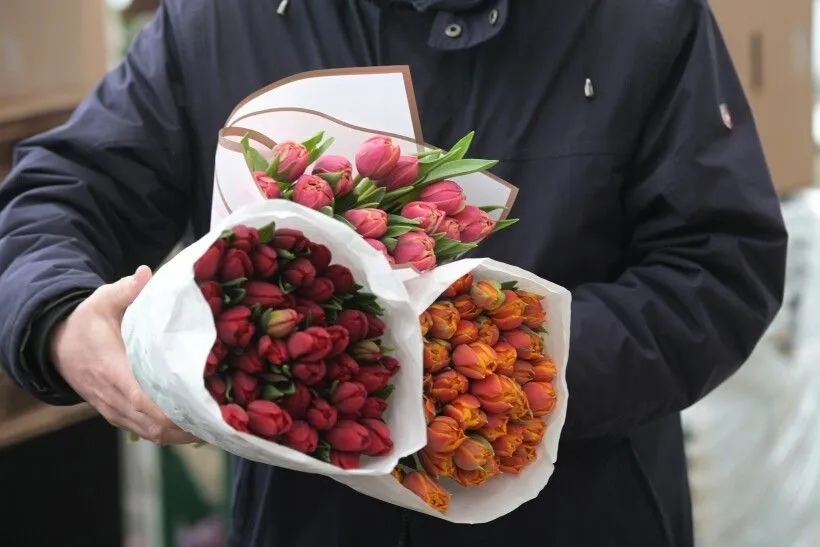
[[445, 24, 463, 38], [488, 8, 499, 25]]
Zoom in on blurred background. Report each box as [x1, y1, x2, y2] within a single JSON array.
[[1, 1, 819, 546]]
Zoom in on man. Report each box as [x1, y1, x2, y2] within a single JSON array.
[[0, 1, 787, 546]]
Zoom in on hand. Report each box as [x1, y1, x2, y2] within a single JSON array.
[[51, 265, 198, 445]]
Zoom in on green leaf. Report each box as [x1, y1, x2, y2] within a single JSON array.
[[358, 187, 386, 208], [301, 131, 325, 150], [314, 440, 332, 463], [262, 384, 286, 400], [422, 158, 498, 184], [258, 221, 276, 244], [500, 281, 518, 291], [333, 193, 359, 214], [281, 364, 292, 377], [308, 137, 335, 163], [372, 384, 396, 399], [316, 171, 343, 186], [383, 225, 417, 238], [435, 241, 478, 259], [329, 379, 340, 396], [258, 309, 272, 330], [434, 237, 463, 254], [382, 237, 397, 252], [320, 205, 335, 217], [219, 229, 234, 240], [532, 326, 548, 334], [225, 288, 246, 306], [448, 131, 475, 161], [492, 218, 519, 233], [478, 205, 505, 214], [382, 186, 417, 203], [387, 214, 418, 226], [333, 214, 355, 230], [325, 309, 339, 324], [221, 277, 247, 288], [415, 149, 442, 159], [351, 283, 365, 292], [265, 154, 281, 179], [258, 372, 289, 383], [278, 249, 295, 261], [322, 299, 344, 312], [241, 134, 270, 172], [278, 382, 297, 396]]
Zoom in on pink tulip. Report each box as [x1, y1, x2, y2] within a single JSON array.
[[393, 231, 436, 272], [437, 217, 462, 240], [253, 171, 280, 199], [355, 136, 400, 180], [365, 239, 395, 265], [312, 155, 354, 197], [292, 174, 334, 210], [380, 155, 420, 190], [401, 201, 445, 234], [270, 141, 310, 182], [419, 180, 466, 215], [454, 205, 495, 243], [344, 208, 388, 239]]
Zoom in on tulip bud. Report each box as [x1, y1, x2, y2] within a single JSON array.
[[442, 394, 487, 430], [470, 280, 505, 311], [360, 418, 394, 457], [452, 457, 500, 487], [331, 381, 368, 414], [233, 346, 264, 374], [306, 398, 338, 431], [419, 180, 466, 216], [476, 317, 501, 347], [380, 355, 400, 375], [326, 419, 372, 452], [492, 424, 524, 457], [260, 308, 300, 338], [254, 171, 280, 199], [230, 226, 261, 253], [355, 136, 400, 180], [325, 264, 355, 295], [247, 400, 293, 439], [219, 248, 254, 281], [380, 155, 420, 190], [401, 471, 451, 513], [365, 314, 385, 339], [287, 327, 333, 361], [291, 361, 327, 386], [454, 205, 496, 243], [344, 208, 389, 239], [521, 419, 547, 445], [453, 435, 494, 471], [206, 375, 228, 404], [244, 281, 288, 309], [354, 365, 391, 394], [429, 369, 469, 404], [298, 277, 335, 304], [365, 238, 395, 264], [471, 373, 523, 414], [330, 450, 361, 469], [442, 273, 474, 299], [216, 306, 256, 347], [360, 396, 388, 419], [220, 403, 249, 433], [279, 384, 312, 419], [349, 340, 382, 363], [336, 309, 369, 342], [531, 355, 557, 383], [231, 370, 261, 406], [270, 141, 310, 182], [423, 339, 451, 374], [423, 396, 437, 425], [306, 243, 332, 274], [257, 335, 289, 366], [426, 415, 467, 453], [451, 320, 479, 346], [419, 447, 456, 478], [393, 232, 436, 272], [274, 228, 309, 252], [488, 290, 526, 330], [327, 353, 361, 382], [452, 294, 481, 322], [199, 281, 224, 317], [523, 381, 557, 417], [251, 245, 279, 278], [283, 420, 319, 454], [325, 325, 350, 357], [194, 239, 226, 282], [513, 360, 535, 385], [400, 201, 445, 234], [295, 298, 326, 327], [284, 258, 317, 288], [205, 339, 228, 376], [436, 217, 462, 241], [427, 301, 460, 340], [493, 342, 517, 377], [502, 329, 544, 360], [452, 342, 499, 380], [476, 413, 509, 442], [419, 311, 433, 337], [391, 467, 406, 482], [516, 290, 547, 329], [313, 154, 354, 196], [497, 453, 526, 475]]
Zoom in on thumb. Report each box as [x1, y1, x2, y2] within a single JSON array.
[[100, 265, 153, 313]]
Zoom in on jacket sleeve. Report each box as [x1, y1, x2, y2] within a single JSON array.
[[563, 2, 788, 439], [0, 5, 192, 404]]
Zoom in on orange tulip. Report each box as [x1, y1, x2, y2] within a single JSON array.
[[502, 328, 543, 360], [476, 317, 500, 346], [452, 467, 489, 487], [391, 467, 406, 482], [497, 453, 526, 475], [402, 471, 451, 513], [453, 293, 481, 320], [477, 412, 509, 441], [493, 342, 517, 376], [430, 369, 469, 404], [498, 375, 531, 420], [515, 442, 538, 462], [423, 395, 437, 425], [522, 381, 557, 417], [442, 272, 474, 298], [470, 280, 505, 311], [470, 374, 515, 414], [428, 301, 460, 340], [419, 447, 456, 478], [419, 311, 433, 337], [453, 435, 495, 471], [531, 355, 557, 383], [426, 415, 467, 452], [488, 290, 526, 330], [517, 290, 547, 330], [423, 339, 451, 373], [492, 430, 524, 457], [452, 342, 498, 380], [512, 360, 535, 385], [442, 394, 487, 430], [451, 320, 479, 346], [521, 419, 547, 445]]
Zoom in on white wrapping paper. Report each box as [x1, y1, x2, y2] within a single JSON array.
[[333, 258, 571, 523], [121, 200, 427, 476]]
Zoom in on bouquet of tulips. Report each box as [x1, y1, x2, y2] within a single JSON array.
[[239, 130, 517, 272], [123, 200, 427, 475]]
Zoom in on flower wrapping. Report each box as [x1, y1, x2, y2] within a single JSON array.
[[121, 200, 426, 475]]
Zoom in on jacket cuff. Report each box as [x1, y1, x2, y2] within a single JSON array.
[[20, 290, 94, 406]]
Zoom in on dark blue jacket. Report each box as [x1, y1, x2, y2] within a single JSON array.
[[0, 1, 787, 546]]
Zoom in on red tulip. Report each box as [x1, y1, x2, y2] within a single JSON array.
[[291, 361, 327, 386], [365, 314, 386, 339], [380, 155, 420, 190], [244, 281, 288, 309], [229, 226, 260, 253], [327, 354, 361, 382], [326, 420, 372, 452], [216, 307, 256, 347], [330, 451, 360, 469], [251, 245, 279, 278], [312, 154, 354, 196], [283, 420, 319, 454], [298, 277, 335, 303], [330, 382, 368, 414], [360, 418, 393, 457], [365, 238, 394, 264], [199, 281, 223, 317], [233, 346, 264, 374], [325, 264, 355, 295], [270, 141, 309, 182], [401, 201, 445, 234], [231, 370, 261, 406], [220, 404, 249, 432], [205, 339, 228, 376], [350, 340, 382, 363], [194, 240, 226, 282], [326, 325, 350, 357], [380, 356, 400, 375], [292, 174, 334, 210], [393, 232, 436, 272], [295, 298, 326, 327], [253, 171, 280, 199], [287, 327, 333, 361], [419, 180, 466, 215], [360, 397, 388, 419], [306, 398, 338, 431], [284, 258, 317, 288], [205, 376, 228, 404], [454, 205, 495, 243], [219, 248, 254, 281], [436, 217, 462, 241], [336, 309, 369, 342], [307, 243, 332, 274], [257, 335, 289, 366], [274, 228, 309, 252], [355, 136, 400, 180], [344, 208, 389, 239], [279, 384, 312, 419], [246, 400, 293, 438], [354, 365, 391, 394]]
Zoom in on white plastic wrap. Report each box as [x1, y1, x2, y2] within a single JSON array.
[[121, 200, 427, 476], [333, 258, 571, 523], [683, 189, 820, 547]]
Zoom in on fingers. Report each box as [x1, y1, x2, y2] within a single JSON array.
[[96, 265, 153, 315], [121, 383, 199, 445]]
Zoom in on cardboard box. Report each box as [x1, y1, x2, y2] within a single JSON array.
[[0, 0, 107, 124], [711, 0, 814, 196]]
